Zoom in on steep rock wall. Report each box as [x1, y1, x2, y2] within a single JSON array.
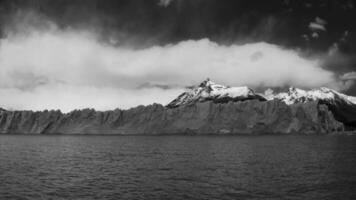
[[0, 100, 344, 134]]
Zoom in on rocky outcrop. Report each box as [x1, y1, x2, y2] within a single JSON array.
[[0, 100, 344, 134]]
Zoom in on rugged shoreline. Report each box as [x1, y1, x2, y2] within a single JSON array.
[[0, 100, 345, 134]]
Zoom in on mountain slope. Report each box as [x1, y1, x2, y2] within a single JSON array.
[[0, 101, 343, 134], [1, 79, 356, 134], [168, 79, 356, 130], [269, 87, 356, 129], [167, 79, 266, 108], [272, 87, 356, 105]]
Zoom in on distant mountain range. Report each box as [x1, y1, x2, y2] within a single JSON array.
[[168, 79, 356, 106], [167, 79, 356, 129], [1, 79, 356, 134]]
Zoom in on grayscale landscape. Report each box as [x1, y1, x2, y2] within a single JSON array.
[[1, 0, 356, 199]]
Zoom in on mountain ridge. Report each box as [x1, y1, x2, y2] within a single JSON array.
[[167, 79, 356, 107], [0, 100, 344, 134], [0, 79, 355, 134], [167, 79, 266, 108], [166, 79, 356, 130]]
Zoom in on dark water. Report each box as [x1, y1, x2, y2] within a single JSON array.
[[1, 135, 356, 200]]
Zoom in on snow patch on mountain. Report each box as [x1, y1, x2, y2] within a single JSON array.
[[167, 79, 356, 108], [167, 79, 265, 107], [271, 87, 356, 105], [347, 96, 356, 104]]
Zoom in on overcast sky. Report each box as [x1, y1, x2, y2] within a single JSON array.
[[0, 0, 356, 112]]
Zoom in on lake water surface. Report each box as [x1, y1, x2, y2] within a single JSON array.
[[1, 135, 356, 200]]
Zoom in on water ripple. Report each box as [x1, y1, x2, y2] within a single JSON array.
[[1, 135, 356, 199]]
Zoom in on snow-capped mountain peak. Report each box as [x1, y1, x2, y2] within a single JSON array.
[[197, 79, 256, 98], [167, 79, 265, 108], [272, 87, 356, 105], [167, 79, 356, 109]]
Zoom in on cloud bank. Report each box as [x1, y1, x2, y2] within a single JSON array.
[[0, 21, 352, 112]]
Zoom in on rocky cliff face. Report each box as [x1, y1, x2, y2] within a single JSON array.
[[0, 100, 344, 134]]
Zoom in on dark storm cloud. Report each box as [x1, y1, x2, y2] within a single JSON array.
[[1, 0, 355, 50]]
